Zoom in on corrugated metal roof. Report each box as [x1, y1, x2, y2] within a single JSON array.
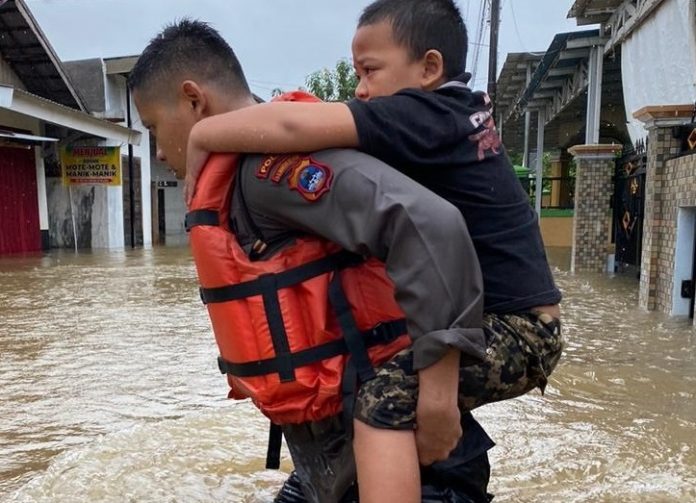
[[496, 53, 544, 113], [519, 29, 600, 108], [0, 0, 84, 110], [568, 0, 624, 24]]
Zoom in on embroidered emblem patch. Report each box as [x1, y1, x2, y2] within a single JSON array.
[[271, 155, 303, 183], [288, 158, 332, 202], [256, 155, 278, 179]]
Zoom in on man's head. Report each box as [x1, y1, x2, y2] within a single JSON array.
[[129, 19, 253, 178], [352, 0, 467, 100]]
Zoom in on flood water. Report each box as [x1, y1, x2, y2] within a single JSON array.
[[1, 246, 695, 502]]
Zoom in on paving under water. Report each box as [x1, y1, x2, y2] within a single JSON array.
[[1, 246, 694, 502]]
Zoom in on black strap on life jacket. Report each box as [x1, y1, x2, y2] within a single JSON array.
[[185, 209, 219, 231], [217, 318, 407, 377], [265, 423, 284, 470], [200, 250, 364, 304]]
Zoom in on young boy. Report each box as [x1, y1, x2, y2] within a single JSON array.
[[185, 1, 563, 501]]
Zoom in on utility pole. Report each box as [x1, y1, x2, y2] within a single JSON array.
[[487, 0, 501, 110]]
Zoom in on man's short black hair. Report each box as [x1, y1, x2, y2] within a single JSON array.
[[128, 19, 250, 98], [358, 0, 467, 79]]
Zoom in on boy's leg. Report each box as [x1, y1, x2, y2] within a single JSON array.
[[458, 312, 564, 412], [353, 349, 421, 503], [355, 352, 496, 503], [353, 419, 420, 503]]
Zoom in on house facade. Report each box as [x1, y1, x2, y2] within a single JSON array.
[[0, 0, 143, 255]]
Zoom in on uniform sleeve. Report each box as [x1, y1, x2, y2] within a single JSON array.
[[240, 149, 486, 370], [346, 91, 475, 168]]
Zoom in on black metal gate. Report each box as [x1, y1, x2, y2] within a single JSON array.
[[613, 140, 647, 271]]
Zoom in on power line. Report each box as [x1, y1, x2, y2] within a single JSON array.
[[508, 0, 527, 52], [470, 0, 489, 84]]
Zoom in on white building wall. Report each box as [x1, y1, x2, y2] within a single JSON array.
[[672, 207, 696, 317], [152, 159, 187, 244], [622, 0, 696, 142]]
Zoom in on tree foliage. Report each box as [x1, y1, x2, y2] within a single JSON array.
[[305, 59, 358, 102]]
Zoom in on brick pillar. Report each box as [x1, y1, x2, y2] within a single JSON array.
[[633, 105, 692, 310], [568, 144, 623, 273]]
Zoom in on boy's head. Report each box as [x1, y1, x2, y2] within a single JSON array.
[[352, 0, 467, 100], [129, 19, 252, 178]]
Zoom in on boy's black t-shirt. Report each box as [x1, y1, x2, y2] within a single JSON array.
[[346, 77, 562, 313]]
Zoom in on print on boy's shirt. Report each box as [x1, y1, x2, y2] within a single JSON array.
[[467, 93, 502, 161]]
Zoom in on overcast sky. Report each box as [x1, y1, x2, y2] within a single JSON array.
[[25, 0, 589, 99]]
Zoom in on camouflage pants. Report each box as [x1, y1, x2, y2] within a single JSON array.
[[354, 312, 564, 429]]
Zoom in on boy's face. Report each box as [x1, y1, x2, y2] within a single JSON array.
[[352, 20, 426, 100], [134, 89, 198, 179]]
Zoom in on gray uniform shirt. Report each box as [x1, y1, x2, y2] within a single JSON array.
[[231, 148, 486, 369]]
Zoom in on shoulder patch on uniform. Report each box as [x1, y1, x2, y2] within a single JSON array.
[[271, 155, 303, 184], [256, 155, 278, 179], [287, 157, 332, 202]]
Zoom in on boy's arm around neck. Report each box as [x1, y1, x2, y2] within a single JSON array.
[[185, 101, 360, 205], [193, 101, 360, 154]]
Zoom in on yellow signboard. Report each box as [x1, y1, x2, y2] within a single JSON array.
[[61, 146, 121, 186]]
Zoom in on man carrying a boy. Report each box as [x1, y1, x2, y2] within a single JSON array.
[[129, 16, 496, 503], [184, 0, 563, 501]]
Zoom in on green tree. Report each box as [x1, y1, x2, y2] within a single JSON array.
[[305, 59, 358, 102]]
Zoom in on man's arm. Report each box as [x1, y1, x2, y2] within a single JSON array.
[[186, 102, 358, 204], [240, 150, 486, 462]]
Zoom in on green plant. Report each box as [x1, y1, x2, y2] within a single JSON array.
[[305, 59, 358, 102]]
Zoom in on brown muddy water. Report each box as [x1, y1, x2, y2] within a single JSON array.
[[1, 246, 695, 502]]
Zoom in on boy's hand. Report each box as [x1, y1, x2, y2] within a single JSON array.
[[185, 125, 210, 207], [415, 348, 462, 465]]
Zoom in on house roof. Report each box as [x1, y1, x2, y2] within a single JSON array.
[[497, 28, 629, 154], [568, 0, 624, 25], [496, 52, 544, 118], [104, 55, 139, 75], [518, 29, 601, 109], [0, 0, 85, 110], [0, 84, 141, 145]]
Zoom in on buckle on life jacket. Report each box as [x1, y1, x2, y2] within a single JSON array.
[[367, 319, 408, 346], [251, 239, 268, 255]]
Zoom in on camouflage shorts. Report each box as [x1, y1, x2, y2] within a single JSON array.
[[354, 312, 564, 430]]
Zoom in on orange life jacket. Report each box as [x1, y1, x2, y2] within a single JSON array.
[[186, 151, 411, 426]]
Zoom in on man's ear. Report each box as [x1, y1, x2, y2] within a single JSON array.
[[180, 80, 208, 119], [421, 49, 446, 89]]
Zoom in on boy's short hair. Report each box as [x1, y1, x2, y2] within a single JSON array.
[[358, 0, 467, 79], [128, 19, 250, 99]]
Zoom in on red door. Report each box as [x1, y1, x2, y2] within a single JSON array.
[[0, 146, 41, 254]]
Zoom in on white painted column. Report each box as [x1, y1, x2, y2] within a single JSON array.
[[522, 62, 533, 168], [585, 44, 604, 144], [108, 184, 125, 249], [34, 147, 48, 232], [131, 91, 152, 248], [534, 108, 545, 216]]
